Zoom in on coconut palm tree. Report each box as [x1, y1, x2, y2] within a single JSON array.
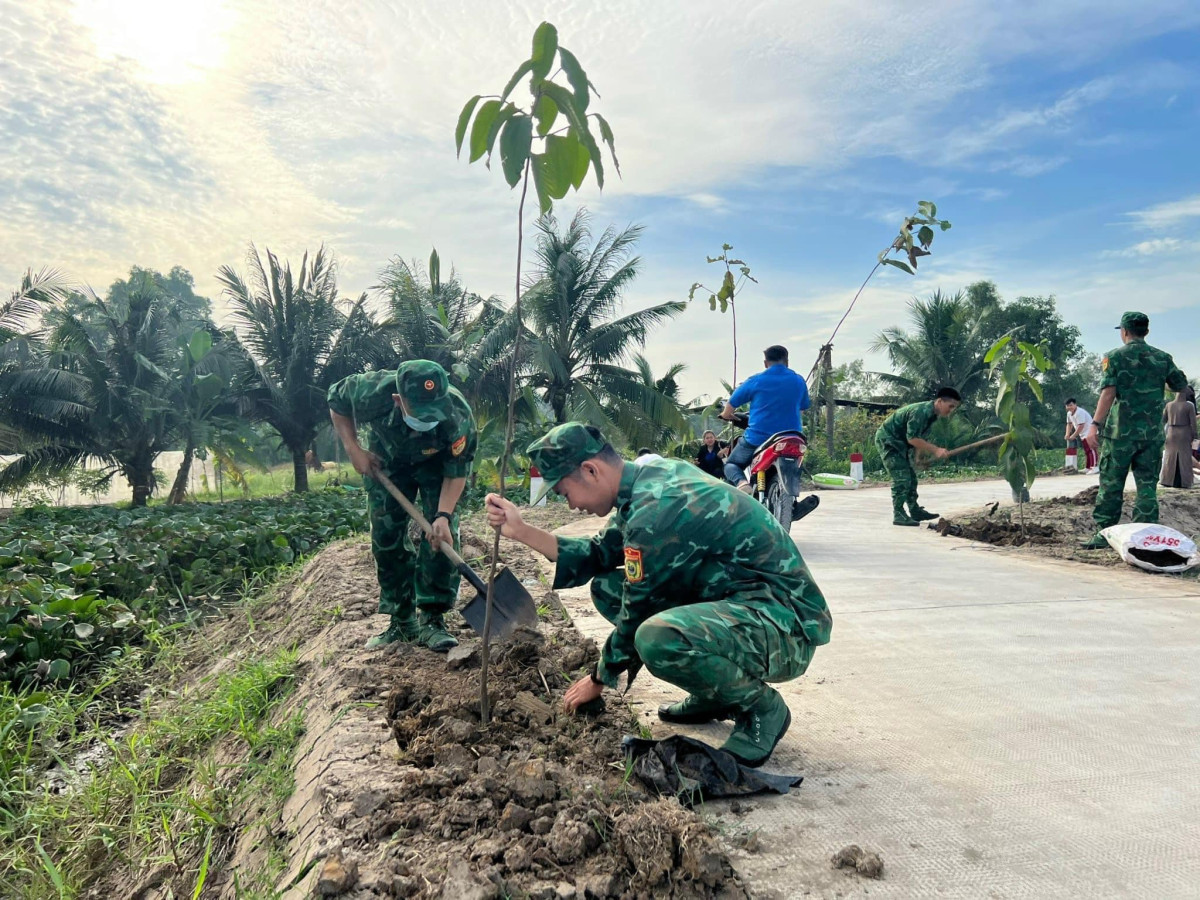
[[870, 288, 990, 406], [0, 269, 71, 453], [523, 210, 688, 443], [220, 244, 387, 492], [375, 249, 517, 418], [0, 274, 185, 506]]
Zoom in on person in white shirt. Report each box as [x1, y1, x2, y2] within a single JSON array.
[[634, 448, 665, 466], [1065, 398, 1098, 474]]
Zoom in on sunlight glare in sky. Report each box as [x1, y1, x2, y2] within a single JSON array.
[[72, 0, 235, 85]]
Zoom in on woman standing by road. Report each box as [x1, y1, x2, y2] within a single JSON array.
[[1160, 386, 1197, 488], [695, 430, 728, 479]]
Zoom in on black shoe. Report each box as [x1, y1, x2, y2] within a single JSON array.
[[908, 504, 939, 522], [792, 494, 820, 521], [657, 695, 734, 724]]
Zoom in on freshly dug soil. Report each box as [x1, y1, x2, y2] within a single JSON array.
[[92, 507, 750, 900], [935, 485, 1200, 570]]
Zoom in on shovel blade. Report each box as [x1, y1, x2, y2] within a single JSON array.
[[461, 567, 539, 641]]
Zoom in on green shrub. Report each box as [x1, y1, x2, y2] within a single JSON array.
[[0, 488, 368, 684]]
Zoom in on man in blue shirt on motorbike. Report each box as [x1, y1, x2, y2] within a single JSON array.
[[719, 345, 811, 492]]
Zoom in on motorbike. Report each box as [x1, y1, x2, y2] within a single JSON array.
[[728, 412, 819, 530]]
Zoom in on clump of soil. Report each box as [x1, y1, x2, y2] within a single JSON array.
[[935, 484, 1200, 570], [831, 844, 884, 879]]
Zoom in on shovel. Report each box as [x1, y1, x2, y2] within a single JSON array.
[[373, 471, 539, 641]]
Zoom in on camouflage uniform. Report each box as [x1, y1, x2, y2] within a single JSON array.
[[327, 361, 477, 645], [1091, 313, 1188, 536], [875, 401, 940, 524], [529, 423, 831, 765]]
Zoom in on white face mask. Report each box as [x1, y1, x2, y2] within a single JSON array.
[[403, 414, 438, 433]]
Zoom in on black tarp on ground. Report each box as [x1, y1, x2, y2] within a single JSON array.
[[622, 734, 803, 807]]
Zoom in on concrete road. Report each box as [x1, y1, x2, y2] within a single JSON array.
[[549, 473, 1200, 899]]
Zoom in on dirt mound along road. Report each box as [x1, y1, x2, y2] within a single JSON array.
[[936, 484, 1200, 571], [93, 516, 751, 900]]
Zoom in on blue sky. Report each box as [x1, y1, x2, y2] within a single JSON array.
[[1, 0, 1197, 402]]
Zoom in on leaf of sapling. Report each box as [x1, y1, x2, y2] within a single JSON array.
[[881, 259, 915, 275], [469, 99, 503, 163], [688, 282, 702, 301], [593, 113, 620, 175], [530, 22, 559, 80], [484, 103, 519, 165], [1002, 357, 1021, 387], [530, 153, 553, 214], [558, 47, 590, 111], [984, 335, 1012, 364], [709, 296, 717, 311], [917, 225, 935, 249], [940, 220, 952, 231], [1021, 372, 1044, 403], [500, 114, 533, 188], [539, 82, 604, 188], [499, 60, 535, 103], [534, 94, 558, 136], [455, 95, 482, 155]]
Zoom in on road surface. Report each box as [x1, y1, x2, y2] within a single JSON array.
[[549, 473, 1200, 899]]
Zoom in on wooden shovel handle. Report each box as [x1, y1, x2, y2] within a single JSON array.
[[943, 433, 1006, 459], [373, 470, 469, 569]]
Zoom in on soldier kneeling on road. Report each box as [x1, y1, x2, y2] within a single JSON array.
[[485, 422, 832, 767]]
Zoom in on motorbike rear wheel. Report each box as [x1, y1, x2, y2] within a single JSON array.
[[766, 475, 793, 531]]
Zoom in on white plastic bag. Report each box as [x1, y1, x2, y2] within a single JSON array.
[[1099, 523, 1199, 573]]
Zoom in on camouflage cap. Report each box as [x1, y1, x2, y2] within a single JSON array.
[[395, 360, 450, 422], [1117, 311, 1149, 331], [527, 423, 608, 491]]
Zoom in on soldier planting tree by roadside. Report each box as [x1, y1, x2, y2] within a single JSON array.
[[485, 422, 832, 767], [1081, 312, 1188, 550], [328, 360, 477, 651], [874, 387, 962, 526]]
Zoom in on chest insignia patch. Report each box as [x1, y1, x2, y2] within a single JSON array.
[[624, 547, 644, 583], [451, 435, 467, 457], [422, 447, 438, 456]]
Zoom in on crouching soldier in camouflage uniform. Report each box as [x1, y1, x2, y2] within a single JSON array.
[[1081, 311, 1188, 549], [874, 387, 962, 526], [328, 360, 477, 651], [485, 423, 832, 768]]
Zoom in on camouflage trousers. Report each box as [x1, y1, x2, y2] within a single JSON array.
[[1094, 438, 1163, 529], [365, 464, 460, 618], [876, 440, 918, 507], [590, 571, 815, 711]]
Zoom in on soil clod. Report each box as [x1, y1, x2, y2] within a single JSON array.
[[831, 843, 885, 879]]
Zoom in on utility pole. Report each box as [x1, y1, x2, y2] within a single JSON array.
[[819, 343, 836, 456]]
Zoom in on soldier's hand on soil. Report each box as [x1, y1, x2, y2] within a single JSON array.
[[429, 516, 453, 551], [563, 674, 603, 714], [349, 446, 381, 477], [485, 493, 524, 538]]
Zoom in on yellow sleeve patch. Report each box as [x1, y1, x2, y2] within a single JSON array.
[[451, 435, 467, 456], [1101, 356, 1109, 372], [624, 547, 644, 583], [421, 447, 438, 456]]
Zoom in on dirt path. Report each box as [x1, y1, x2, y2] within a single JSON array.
[[102, 513, 751, 900]]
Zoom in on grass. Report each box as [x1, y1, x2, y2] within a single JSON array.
[[0, 635, 306, 900], [180, 463, 364, 503]]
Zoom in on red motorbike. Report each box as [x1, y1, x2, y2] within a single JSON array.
[[729, 414, 820, 530]]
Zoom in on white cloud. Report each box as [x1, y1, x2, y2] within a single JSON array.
[[1126, 194, 1200, 230], [1101, 237, 1200, 258]]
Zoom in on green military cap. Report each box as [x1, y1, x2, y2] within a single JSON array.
[[395, 360, 450, 422], [1117, 311, 1149, 330], [528, 423, 608, 493]]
